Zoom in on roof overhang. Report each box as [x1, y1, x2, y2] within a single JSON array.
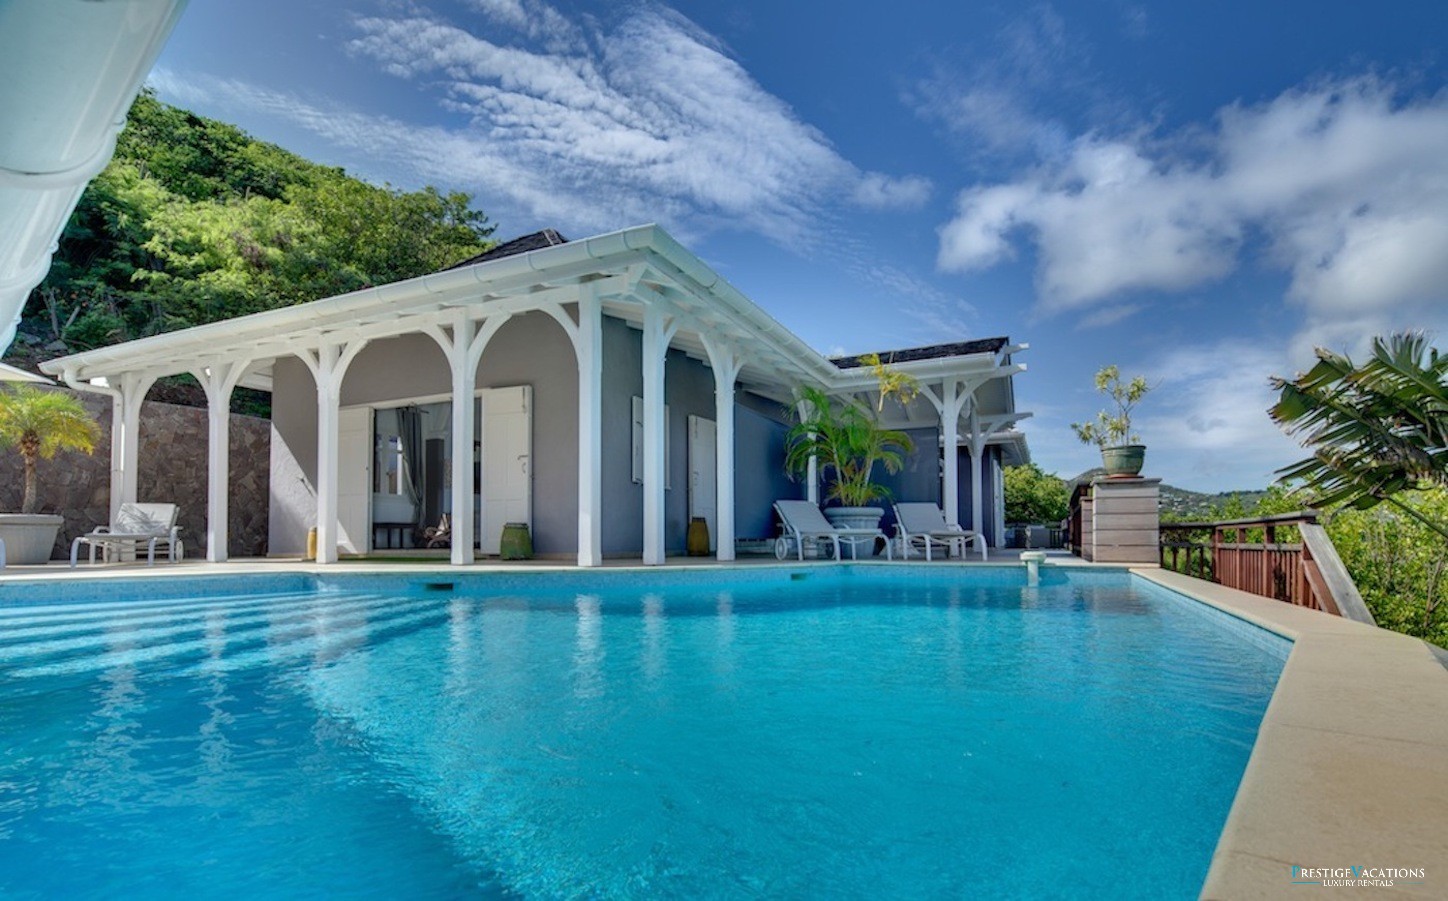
[[41, 224, 1031, 442]]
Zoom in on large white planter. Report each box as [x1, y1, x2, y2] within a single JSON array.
[[823, 506, 885, 557], [0, 514, 64, 564]]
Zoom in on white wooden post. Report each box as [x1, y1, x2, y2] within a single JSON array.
[[421, 314, 511, 566], [306, 341, 366, 565], [112, 371, 155, 523], [702, 337, 742, 562], [967, 406, 987, 560], [314, 344, 343, 565], [641, 303, 677, 565], [448, 316, 477, 565], [941, 378, 960, 527], [796, 398, 820, 505], [193, 360, 249, 563], [576, 290, 603, 566]]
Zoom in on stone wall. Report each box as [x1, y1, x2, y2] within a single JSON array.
[[0, 387, 270, 559]]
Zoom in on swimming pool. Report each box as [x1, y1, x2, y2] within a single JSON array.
[[0, 567, 1285, 898]]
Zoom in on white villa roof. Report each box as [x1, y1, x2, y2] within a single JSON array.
[[41, 223, 1029, 451]]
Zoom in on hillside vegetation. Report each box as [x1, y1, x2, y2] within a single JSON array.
[[9, 91, 495, 385]]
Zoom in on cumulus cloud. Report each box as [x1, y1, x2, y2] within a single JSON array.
[[937, 77, 1448, 345]]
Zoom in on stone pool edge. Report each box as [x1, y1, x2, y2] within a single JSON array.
[[1133, 568, 1448, 900]]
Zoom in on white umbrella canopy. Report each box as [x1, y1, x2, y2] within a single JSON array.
[[0, 361, 51, 384]]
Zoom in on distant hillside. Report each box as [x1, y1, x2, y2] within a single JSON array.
[[8, 90, 496, 372], [1069, 468, 1268, 521]]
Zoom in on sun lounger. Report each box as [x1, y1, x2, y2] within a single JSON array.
[[773, 499, 891, 561], [70, 503, 183, 567], [893, 502, 981, 560]]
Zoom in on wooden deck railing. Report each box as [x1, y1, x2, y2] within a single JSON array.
[[1160, 512, 1375, 624]]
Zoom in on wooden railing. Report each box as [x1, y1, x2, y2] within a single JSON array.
[[1160, 512, 1375, 624]]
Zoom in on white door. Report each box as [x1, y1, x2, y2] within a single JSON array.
[[479, 386, 532, 555], [688, 415, 717, 552], [337, 406, 373, 555]]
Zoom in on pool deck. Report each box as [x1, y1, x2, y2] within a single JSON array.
[[1134, 569, 1448, 899], [2, 553, 1444, 897]]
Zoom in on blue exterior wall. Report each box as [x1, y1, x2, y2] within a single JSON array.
[[956, 444, 1003, 546], [733, 391, 804, 539]]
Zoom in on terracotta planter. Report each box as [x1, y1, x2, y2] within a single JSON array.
[[1101, 445, 1146, 478], [0, 514, 64, 564]]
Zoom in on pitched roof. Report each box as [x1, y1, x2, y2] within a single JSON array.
[[444, 228, 569, 270], [830, 337, 1008, 369]]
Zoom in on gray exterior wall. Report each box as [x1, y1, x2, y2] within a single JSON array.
[[599, 316, 724, 556], [268, 311, 579, 556]]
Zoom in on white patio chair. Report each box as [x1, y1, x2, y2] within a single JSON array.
[[70, 503, 183, 567], [773, 500, 892, 562], [893, 502, 982, 561]]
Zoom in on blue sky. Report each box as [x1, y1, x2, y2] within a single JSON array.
[[150, 0, 1448, 491]]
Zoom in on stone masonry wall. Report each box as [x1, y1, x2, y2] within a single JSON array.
[[0, 387, 270, 560]]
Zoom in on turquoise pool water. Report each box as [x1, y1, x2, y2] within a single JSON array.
[[0, 569, 1285, 899]]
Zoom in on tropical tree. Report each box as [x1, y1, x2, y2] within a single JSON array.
[[0, 386, 100, 514], [1269, 333, 1448, 542], [785, 385, 913, 506], [1003, 464, 1069, 523]]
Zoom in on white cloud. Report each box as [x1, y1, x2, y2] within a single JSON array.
[[936, 77, 1448, 347], [1133, 341, 1305, 489], [851, 172, 932, 210], [333, 5, 928, 244]]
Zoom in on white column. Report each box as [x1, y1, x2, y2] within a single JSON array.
[[968, 407, 987, 560], [797, 398, 820, 505], [576, 290, 603, 566], [194, 361, 248, 563], [941, 379, 960, 527], [703, 338, 742, 562], [641, 303, 675, 565], [448, 317, 478, 566], [314, 344, 343, 565], [111, 371, 155, 524]]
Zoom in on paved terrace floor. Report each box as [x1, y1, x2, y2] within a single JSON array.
[[2, 553, 1444, 898]]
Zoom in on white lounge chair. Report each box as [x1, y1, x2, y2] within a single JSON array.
[[71, 503, 183, 567], [773, 499, 892, 561], [893, 502, 982, 561]]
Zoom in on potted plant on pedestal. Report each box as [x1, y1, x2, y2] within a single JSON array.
[[784, 384, 913, 533], [1071, 365, 1151, 477], [0, 385, 100, 563]]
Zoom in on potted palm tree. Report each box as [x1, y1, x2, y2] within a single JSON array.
[[785, 385, 912, 531], [0, 385, 100, 563], [1071, 365, 1151, 477]]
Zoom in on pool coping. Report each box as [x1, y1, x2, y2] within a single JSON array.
[[1132, 568, 1448, 899], [3, 558, 1443, 896]]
